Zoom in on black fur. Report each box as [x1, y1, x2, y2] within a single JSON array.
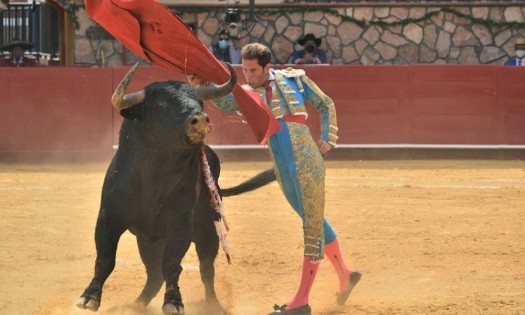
[[78, 81, 221, 313]]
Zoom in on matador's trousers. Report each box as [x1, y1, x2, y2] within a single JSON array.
[[268, 120, 337, 258]]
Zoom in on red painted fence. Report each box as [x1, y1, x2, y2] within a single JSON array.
[[1, 65, 524, 161]]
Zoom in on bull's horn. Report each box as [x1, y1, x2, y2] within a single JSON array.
[[195, 62, 238, 101], [111, 62, 146, 109]]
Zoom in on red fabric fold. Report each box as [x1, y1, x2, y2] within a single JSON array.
[[85, 0, 280, 144]]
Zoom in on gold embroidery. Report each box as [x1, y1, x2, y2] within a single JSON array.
[[289, 123, 325, 258], [268, 122, 326, 258]]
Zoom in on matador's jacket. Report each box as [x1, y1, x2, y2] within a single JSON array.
[[212, 67, 338, 259]]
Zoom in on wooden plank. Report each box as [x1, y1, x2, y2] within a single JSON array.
[[411, 97, 494, 115], [410, 65, 497, 81], [507, 114, 525, 144], [340, 98, 401, 114], [0, 68, 114, 160], [412, 130, 497, 144], [412, 114, 494, 131], [409, 81, 496, 97]]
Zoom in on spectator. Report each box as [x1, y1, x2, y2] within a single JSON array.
[[0, 39, 37, 67], [291, 33, 326, 65], [504, 38, 525, 67], [208, 30, 241, 64]]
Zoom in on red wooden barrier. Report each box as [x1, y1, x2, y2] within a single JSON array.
[[0, 67, 114, 161], [504, 68, 525, 144], [0, 65, 524, 162]]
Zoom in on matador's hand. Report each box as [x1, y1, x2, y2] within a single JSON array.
[[187, 74, 209, 87], [316, 139, 331, 155]]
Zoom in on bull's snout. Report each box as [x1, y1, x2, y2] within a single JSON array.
[[187, 113, 213, 144], [189, 113, 211, 128]]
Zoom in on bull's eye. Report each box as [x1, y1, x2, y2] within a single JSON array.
[[191, 117, 199, 125]]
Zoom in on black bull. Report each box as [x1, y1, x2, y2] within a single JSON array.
[[75, 63, 275, 315]]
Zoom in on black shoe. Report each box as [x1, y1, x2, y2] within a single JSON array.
[[268, 304, 312, 315], [336, 270, 362, 305]]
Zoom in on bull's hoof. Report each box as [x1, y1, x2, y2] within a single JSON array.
[[76, 296, 100, 312], [162, 303, 185, 314]]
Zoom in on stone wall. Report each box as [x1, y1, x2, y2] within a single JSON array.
[[74, 4, 525, 66]]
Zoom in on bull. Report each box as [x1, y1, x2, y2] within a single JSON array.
[[76, 62, 241, 315]]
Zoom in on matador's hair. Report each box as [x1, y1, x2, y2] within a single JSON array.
[[241, 43, 272, 68]]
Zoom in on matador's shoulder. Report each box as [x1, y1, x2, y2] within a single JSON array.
[[275, 67, 306, 79]]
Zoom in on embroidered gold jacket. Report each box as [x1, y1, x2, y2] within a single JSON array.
[[211, 67, 338, 147]]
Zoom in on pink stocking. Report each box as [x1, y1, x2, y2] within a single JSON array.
[[286, 256, 320, 309], [325, 239, 351, 293]]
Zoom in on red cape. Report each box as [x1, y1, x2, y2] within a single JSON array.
[[85, 0, 280, 144]]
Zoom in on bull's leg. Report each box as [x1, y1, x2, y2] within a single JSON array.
[[162, 215, 192, 315], [193, 204, 220, 302], [76, 212, 126, 312], [135, 238, 165, 306]]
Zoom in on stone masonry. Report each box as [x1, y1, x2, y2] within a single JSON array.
[[75, 4, 525, 66]]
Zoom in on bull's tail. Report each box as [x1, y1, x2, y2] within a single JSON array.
[[221, 168, 276, 197]]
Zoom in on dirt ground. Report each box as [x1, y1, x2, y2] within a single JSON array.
[[0, 159, 524, 315]]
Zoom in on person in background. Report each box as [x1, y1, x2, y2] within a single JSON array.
[[188, 43, 360, 315], [291, 33, 326, 65], [208, 29, 241, 64], [0, 39, 37, 67], [504, 38, 525, 66]]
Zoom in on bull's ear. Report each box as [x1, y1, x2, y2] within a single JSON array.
[[120, 104, 145, 121]]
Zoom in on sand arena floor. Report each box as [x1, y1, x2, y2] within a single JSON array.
[[0, 160, 524, 315]]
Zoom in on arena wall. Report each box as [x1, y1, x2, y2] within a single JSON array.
[[1, 65, 524, 162], [74, 4, 525, 66]]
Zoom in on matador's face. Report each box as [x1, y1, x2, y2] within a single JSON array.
[[241, 58, 270, 88]]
